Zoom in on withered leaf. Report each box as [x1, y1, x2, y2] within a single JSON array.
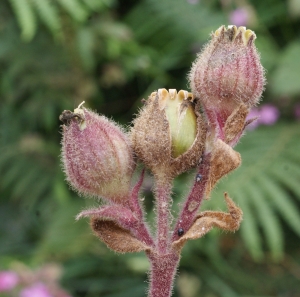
[[172, 193, 242, 252], [224, 103, 249, 145], [205, 139, 241, 198], [91, 218, 152, 254], [76, 205, 138, 229]]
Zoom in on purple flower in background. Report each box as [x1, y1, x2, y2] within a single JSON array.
[[20, 283, 53, 297], [246, 104, 280, 130], [246, 107, 260, 130], [0, 271, 19, 292], [229, 8, 249, 27], [259, 104, 280, 125]]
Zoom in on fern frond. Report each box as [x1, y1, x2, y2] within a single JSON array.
[[56, 0, 88, 22], [270, 169, 300, 201], [30, 0, 61, 36], [247, 176, 284, 260], [209, 124, 300, 259], [262, 172, 300, 233], [233, 188, 264, 261], [81, 0, 113, 11], [9, 0, 37, 41]]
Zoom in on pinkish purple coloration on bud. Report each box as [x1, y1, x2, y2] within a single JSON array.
[[189, 25, 265, 130], [60, 102, 134, 202]]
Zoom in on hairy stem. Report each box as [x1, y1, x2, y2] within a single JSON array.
[[155, 176, 173, 254], [172, 153, 211, 241], [147, 251, 180, 297]]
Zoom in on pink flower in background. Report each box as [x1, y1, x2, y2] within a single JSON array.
[[246, 104, 280, 130], [229, 8, 249, 26], [259, 104, 280, 125], [20, 283, 53, 297], [246, 107, 260, 130], [0, 271, 19, 292]]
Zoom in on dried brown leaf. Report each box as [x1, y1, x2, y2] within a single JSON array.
[[205, 139, 241, 198], [91, 218, 152, 254], [224, 103, 249, 144], [172, 193, 242, 252]]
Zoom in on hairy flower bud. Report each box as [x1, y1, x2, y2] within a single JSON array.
[[189, 25, 265, 132], [60, 103, 134, 202], [131, 89, 206, 178]]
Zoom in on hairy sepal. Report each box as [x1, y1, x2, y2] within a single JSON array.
[[172, 193, 242, 252], [91, 218, 152, 253]]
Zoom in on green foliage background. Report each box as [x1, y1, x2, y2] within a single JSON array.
[[1, 0, 300, 296]]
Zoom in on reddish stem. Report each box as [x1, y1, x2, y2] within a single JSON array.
[[129, 169, 145, 220], [155, 177, 173, 254], [128, 169, 155, 247], [172, 153, 211, 242], [147, 251, 180, 297]]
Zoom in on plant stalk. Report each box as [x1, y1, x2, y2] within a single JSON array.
[[147, 251, 180, 297]]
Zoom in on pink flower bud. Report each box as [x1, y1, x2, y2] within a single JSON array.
[[189, 25, 265, 127], [60, 103, 134, 202]]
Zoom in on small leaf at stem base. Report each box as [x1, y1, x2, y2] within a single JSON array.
[[91, 218, 152, 253]]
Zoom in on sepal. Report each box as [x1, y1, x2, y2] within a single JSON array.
[[172, 193, 242, 253], [91, 219, 152, 254]]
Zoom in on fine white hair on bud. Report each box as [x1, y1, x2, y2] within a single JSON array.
[[60, 103, 135, 202], [131, 89, 206, 179], [189, 25, 265, 124]]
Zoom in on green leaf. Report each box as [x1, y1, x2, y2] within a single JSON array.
[[271, 41, 300, 96], [234, 188, 264, 261], [248, 175, 284, 260], [30, 0, 61, 35], [9, 0, 37, 41], [257, 173, 300, 237], [56, 0, 89, 22]]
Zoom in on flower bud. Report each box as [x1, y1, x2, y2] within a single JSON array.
[[131, 89, 206, 178], [60, 103, 134, 202], [189, 25, 265, 129]]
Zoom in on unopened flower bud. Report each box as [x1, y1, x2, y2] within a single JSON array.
[[60, 103, 134, 202], [131, 89, 206, 178], [189, 25, 265, 127]]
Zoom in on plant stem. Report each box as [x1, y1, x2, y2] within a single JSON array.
[[172, 153, 211, 242], [147, 251, 180, 297], [127, 169, 155, 247], [155, 177, 173, 254]]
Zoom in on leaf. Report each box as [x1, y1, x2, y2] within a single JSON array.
[[260, 172, 300, 235], [56, 0, 89, 22], [246, 176, 283, 260], [206, 140, 241, 198], [30, 0, 61, 35], [172, 193, 242, 253], [76, 205, 138, 230], [234, 188, 264, 261], [9, 0, 37, 41], [76, 27, 95, 71], [91, 219, 152, 254], [209, 123, 300, 260], [271, 41, 300, 96]]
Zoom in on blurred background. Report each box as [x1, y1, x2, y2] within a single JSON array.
[[1, 0, 300, 296]]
